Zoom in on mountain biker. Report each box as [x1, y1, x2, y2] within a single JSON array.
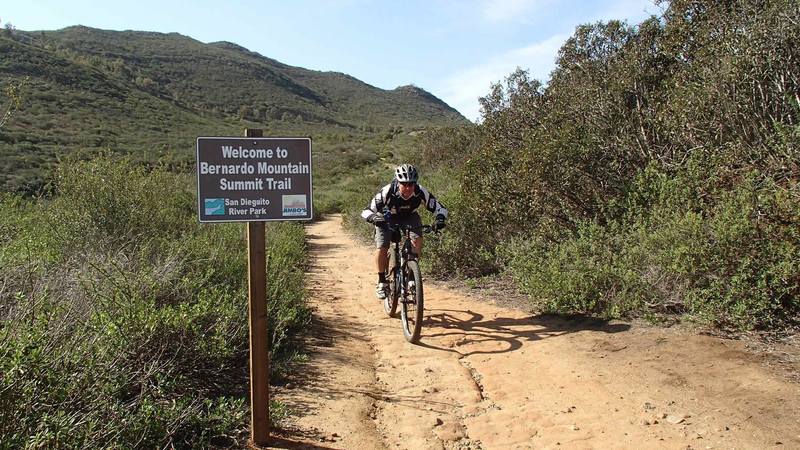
[[361, 164, 448, 300]]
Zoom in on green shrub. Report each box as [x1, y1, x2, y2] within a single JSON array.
[[0, 155, 309, 447], [423, 187, 501, 278], [417, 0, 799, 331], [502, 166, 799, 329], [501, 222, 652, 318]]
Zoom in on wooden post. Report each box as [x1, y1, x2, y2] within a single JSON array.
[[245, 128, 269, 446]]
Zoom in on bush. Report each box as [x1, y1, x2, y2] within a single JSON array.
[[501, 222, 652, 318], [0, 155, 310, 447], [501, 163, 799, 329], [418, 0, 799, 330]]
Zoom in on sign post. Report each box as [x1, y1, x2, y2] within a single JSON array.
[[196, 130, 313, 447]]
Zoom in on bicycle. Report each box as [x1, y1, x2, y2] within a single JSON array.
[[381, 220, 436, 343]]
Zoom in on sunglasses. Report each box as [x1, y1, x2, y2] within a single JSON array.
[[399, 182, 416, 187]]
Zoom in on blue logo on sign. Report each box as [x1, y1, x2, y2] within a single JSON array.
[[204, 198, 225, 215], [282, 195, 308, 217]]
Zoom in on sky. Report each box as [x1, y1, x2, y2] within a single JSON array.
[[2, 0, 662, 122]]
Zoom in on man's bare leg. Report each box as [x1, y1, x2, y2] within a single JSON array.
[[411, 237, 423, 258], [376, 247, 389, 273]]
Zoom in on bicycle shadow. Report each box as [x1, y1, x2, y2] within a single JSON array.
[[418, 309, 630, 357]]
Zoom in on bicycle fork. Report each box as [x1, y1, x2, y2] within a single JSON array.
[[393, 244, 417, 304], [401, 245, 419, 303]]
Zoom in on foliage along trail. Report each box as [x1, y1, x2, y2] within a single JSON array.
[[272, 215, 799, 449]]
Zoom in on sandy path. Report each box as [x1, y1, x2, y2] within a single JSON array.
[[270, 215, 800, 449]]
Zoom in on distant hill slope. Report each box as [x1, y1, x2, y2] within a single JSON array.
[[0, 26, 468, 193]]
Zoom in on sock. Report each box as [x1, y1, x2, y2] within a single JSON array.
[[378, 272, 386, 283]]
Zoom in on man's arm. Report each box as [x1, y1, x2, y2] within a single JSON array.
[[418, 185, 448, 219], [362, 183, 393, 221]]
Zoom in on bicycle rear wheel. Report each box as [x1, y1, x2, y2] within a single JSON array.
[[383, 251, 399, 317], [400, 260, 424, 343]]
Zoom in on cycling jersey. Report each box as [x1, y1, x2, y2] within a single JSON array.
[[361, 180, 448, 221]]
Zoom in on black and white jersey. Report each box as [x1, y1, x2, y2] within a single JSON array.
[[361, 181, 448, 221]]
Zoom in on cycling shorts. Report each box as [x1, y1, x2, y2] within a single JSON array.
[[374, 212, 423, 249]]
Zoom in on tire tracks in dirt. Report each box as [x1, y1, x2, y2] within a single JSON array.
[[270, 215, 800, 449]]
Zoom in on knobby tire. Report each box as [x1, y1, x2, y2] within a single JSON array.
[[401, 260, 424, 343]]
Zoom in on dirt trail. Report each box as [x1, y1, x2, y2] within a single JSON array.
[[270, 215, 799, 449]]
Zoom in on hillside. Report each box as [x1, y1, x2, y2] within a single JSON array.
[[0, 26, 468, 193]]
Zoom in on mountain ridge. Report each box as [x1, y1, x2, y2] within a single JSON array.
[[23, 25, 465, 124], [0, 26, 468, 193]]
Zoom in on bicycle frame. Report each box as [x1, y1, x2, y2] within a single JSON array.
[[384, 222, 433, 342], [388, 224, 425, 297]]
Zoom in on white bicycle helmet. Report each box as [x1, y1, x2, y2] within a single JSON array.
[[395, 164, 419, 183]]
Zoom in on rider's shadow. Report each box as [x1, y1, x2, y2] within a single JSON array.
[[419, 309, 630, 356]]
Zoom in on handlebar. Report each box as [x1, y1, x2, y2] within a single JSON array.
[[380, 209, 442, 234], [385, 223, 436, 234]]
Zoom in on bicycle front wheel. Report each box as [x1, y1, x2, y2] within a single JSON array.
[[400, 260, 424, 343]]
